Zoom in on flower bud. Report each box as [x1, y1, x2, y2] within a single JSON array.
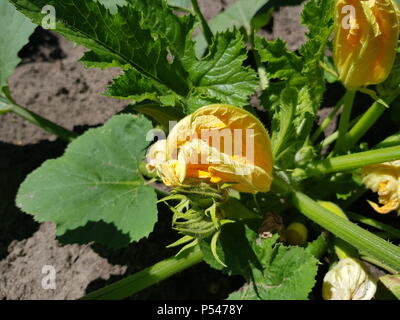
[[334, 0, 400, 89], [286, 222, 308, 246], [362, 160, 400, 214], [322, 258, 377, 300], [146, 139, 167, 173], [294, 146, 316, 168]]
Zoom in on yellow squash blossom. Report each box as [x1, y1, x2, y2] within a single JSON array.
[[362, 160, 400, 214], [323, 258, 377, 300], [334, 0, 400, 89], [155, 104, 273, 194]]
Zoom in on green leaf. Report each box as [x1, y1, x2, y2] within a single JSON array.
[[305, 233, 329, 259], [9, 0, 190, 95], [194, 0, 271, 57], [256, 0, 334, 167], [0, 0, 36, 89], [257, 0, 334, 102], [16, 115, 158, 247], [299, 0, 335, 114], [98, 0, 197, 108], [257, 0, 334, 112], [126, 0, 196, 59], [106, 68, 176, 105], [271, 87, 297, 159], [256, 38, 303, 81], [220, 198, 261, 221], [228, 245, 319, 300], [199, 220, 265, 275], [10, 1, 257, 116], [128, 103, 184, 130], [187, 31, 258, 112], [256, 38, 307, 131]]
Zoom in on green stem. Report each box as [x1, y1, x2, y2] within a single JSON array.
[[334, 90, 356, 154], [311, 95, 344, 143], [321, 114, 362, 148], [344, 97, 395, 149], [306, 146, 400, 176], [81, 246, 204, 300], [292, 191, 400, 273], [191, 0, 213, 47], [347, 211, 400, 239], [4, 98, 77, 142]]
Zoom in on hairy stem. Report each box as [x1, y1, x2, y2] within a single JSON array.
[[344, 98, 394, 149], [292, 191, 400, 273], [3, 97, 77, 142], [306, 146, 400, 176], [81, 246, 204, 300]]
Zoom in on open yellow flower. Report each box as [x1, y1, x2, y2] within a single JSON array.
[[322, 258, 377, 300], [362, 160, 400, 214], [334, 0, 400, 89], [159, 104, 273, 193]]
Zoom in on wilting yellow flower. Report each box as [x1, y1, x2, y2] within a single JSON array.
[[158, 104, 273, 193], [362, 161, 400, 214], [334, 0, 400, 89], [322, 258, 377, 300]]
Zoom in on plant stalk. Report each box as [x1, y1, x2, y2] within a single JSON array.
[[344, 98, 393, 149], [6, 100, 77, 142], [321, 114, 362, 147], [334, 90, 356, 154], [306, 146, 400, 176], [292, 191, 400, 273], [81, 246, 204, 300]]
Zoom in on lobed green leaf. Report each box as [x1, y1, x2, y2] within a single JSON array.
[[16, 115, 158, 247]]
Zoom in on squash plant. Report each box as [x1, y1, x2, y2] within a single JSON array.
[[1, 0, 400, 300]]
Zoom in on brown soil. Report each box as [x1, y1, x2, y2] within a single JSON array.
[[0, 1, 307, 300]]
